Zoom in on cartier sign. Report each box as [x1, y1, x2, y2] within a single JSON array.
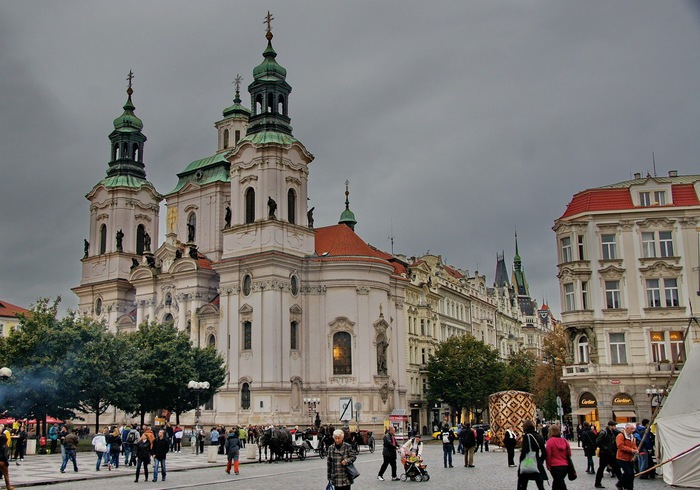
[[612, 393, 634, 405], [579, 392, 597, 407]]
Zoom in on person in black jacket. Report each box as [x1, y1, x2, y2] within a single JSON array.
[[459, 424, 476, 467], [107, 428, 122, 469], [594, 421, 622, 488], [517, 419, 548, 490], [151, 429, 169, 482], [504, 426, 518, 467], [377, 425, 399, 481], [581, 422, 597, 474], [224, 429, 241, 475], [134, 435, 151, 483]]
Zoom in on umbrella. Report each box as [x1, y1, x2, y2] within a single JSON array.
[[27, 417, 64, 424]]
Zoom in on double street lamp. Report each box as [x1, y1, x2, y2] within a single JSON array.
[[188, 380, 210, 455]]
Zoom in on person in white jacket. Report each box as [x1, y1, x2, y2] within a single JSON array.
[[401, 434, 424, 460], [91, 428, 108, 472]]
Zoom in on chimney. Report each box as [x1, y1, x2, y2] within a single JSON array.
[[633, 172, 642, 179], [668, 170, 678, 177]]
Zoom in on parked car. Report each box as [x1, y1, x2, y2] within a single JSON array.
[[432, 426, 459, 440]]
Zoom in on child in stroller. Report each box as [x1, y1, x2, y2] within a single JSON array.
[[400, 434, 430, 482]]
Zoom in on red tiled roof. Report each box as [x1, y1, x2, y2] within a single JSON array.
[[443, 265, 463, 279], [0, 300, 29, 319], [559, 182, 699, 220], [672, 184, 700, 206], [314, 224, 407, 276]]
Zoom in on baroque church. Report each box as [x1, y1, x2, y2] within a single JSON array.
[[73, 22, 408, 427]]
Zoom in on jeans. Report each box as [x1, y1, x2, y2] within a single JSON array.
[[123, 445, 132, 466], [110, 450, 120, 468], [442, 444, 453, 467], [550, 465, 568, 490], [61, 449, 78, 472], [153, 457, 166, 480], [95, 451, 104, 471], [637, 451, 649, 473], [135, 458, 149, 481], [586, 454, 595, 473], [103, 445, 110, 465]]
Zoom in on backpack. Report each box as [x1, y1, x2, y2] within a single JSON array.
[[442, 431, 451, 444], [126, 431, 137, 444]]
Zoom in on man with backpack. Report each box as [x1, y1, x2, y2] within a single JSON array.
[[459, 423, 477, 467], [441, 424, 455, 468], [595, 420, 623, 488], [124, 425, 140, 467]]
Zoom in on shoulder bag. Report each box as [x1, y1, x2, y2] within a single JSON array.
[[519, 434, 540, 474], [567, 454, 577, 481], [346, 461, 360, 481]]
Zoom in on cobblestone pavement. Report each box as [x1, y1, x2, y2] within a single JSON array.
[[6, 443, 673, 489]]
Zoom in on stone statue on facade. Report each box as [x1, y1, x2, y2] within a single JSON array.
[[143, 231, 151, 252], [268, 196, 277, 219], [307, 207, 315, 229], [116, 229, 124, 252], [225, 206, 231, 228], [83, 239, 90, 258]]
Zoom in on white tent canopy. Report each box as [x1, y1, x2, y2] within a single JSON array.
[[655, 342, 700, 487]]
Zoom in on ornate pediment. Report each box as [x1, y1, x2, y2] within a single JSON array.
[[239, 303, 253, 315], [636, 217, 675, 229], [328, 316, 355, 335], [598, 264, 625, 279], [639, 260, 683, 277]]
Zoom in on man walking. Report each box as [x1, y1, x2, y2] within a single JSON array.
[[635, 419, 653, 479], [595, 420, 622, 489], [441, 424, 455, 468], [377, 425, 400, 481], [59, 430, 79, 473], [152, 429, 168, 482]]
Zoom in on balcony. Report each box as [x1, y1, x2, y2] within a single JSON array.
[[650, 361, 683, 374], [562, 363, 597, 378]]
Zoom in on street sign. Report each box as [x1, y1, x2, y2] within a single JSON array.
[[556, 396, 562, 408], [339, 397, 353, 422]]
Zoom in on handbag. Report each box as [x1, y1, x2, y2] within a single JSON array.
[[345, 462, 360, 481], [567, 455, 577, 481], [519, 434, 540, 474], [326, 481, 335, 490]]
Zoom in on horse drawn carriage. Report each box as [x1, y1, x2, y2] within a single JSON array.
[[344, 428, 375, 453]]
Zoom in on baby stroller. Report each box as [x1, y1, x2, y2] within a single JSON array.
[[400, 454, 430, 482]]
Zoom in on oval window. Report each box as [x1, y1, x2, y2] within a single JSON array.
[[95, 298, 103, 316], [291, 275, 299, 296], [243, 275, 252, 296]]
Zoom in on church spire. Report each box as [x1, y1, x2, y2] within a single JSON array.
[[246, 11, 293, 136], [105, 71, 148, 184], [339, 180, 357, 230]]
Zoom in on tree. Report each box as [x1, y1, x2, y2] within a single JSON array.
[[503, 350, 537, 393], [425, 334, 504, 422], [532, 327, 571, 420]]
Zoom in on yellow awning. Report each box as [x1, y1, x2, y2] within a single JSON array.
[[614, 410, 637, 418], [572, 408, 595, 416]]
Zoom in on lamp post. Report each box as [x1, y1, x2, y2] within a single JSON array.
[[188, 380, 210, 455], [304, 397, 320, 427], [0, 367, 12, 381], [645, 387, 667, 412]]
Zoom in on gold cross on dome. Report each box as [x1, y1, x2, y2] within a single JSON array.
[[264, 11, 274, 33], [126, 70, 134, 89]]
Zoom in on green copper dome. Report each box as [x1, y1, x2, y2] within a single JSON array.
[[252, 36, 287, 81], [113, 88, 143, 132], [338, 181, 357, 230]]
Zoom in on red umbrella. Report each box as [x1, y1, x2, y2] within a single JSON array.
[[26, 417, 64, 424], [0, 418, 14, 425]]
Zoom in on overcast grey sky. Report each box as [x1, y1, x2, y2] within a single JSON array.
[[2, 1, 700, 316]]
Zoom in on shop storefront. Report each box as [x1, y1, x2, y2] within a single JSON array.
[[571, 392, 599, 429], [612, 393, 636, 423]]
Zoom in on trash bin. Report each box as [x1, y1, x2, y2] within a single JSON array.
[[207, 445, 218, 463], [246, 442, 258, 460], [26, 439, 37, 455]]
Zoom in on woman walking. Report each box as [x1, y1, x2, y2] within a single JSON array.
[[581, 422, 597, 474], [134, 435, 151, 483], [0, 425, 14, 490], [108, 428, 122, 469], [517, 419, 548, 490], [91, 428, 108, 472], [545, 425, 571, 490], [327, 429, 357, 490]]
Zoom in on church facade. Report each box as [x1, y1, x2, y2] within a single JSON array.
[[73, 25, 407, 427]]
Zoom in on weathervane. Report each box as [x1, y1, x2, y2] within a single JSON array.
[[234, 74, 243, 94]]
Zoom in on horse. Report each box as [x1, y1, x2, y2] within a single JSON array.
[[259, 427, 293, 463]]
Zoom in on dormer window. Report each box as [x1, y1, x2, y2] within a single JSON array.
[[639, 191, 651, 207], [654, 190, 666, 205]]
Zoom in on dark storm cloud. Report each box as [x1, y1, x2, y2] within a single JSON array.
[[1, 1, 699, 315]]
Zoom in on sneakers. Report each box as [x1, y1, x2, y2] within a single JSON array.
[[392, 477, 400, 481], [377, 475, 385, 481], [108, 463, 112, 471], [594, 485, 605, 489]]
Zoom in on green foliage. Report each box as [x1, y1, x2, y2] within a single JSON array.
[[503, 350, 537, 393], [425, 334, 505, 414]]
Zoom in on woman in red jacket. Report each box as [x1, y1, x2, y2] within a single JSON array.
[[616, 423, 639, 490], [545, 424, 571, 490]]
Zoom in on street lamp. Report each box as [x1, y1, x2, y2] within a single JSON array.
[[645, 387, 667, 411], [304, 397, 320, 426], [0, 367, 12, 380], [188, 380, 210, 455]]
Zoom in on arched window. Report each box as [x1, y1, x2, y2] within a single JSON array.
[[235, 130, 241, 145], [95, 298, 103, 316], [122, 142, 128, 158], [187, 213, 196, 242], [333, 332, 352, 375], [255, 94, 263, 115], [208, 334, 216, 348], [287, 189, 296, 224], [290, 321, 298, 350], [243, 321, 252, 350], [223, 129, 229, 149], [578, 336, 590, 364], [113, 142, 119, 160], [267, 93, 274, 113], [132, 143, 139, 160], [163, 313, 174, 324], [278, 95, 285, 115], [99, 224, 107, 254], [245, 187, 255, 224], [136, 224, 146, 255], [241, 383, 251, 410]]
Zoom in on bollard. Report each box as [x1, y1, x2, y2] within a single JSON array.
[[246, 442, 258, 460], [207, 445, 218, 463]]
